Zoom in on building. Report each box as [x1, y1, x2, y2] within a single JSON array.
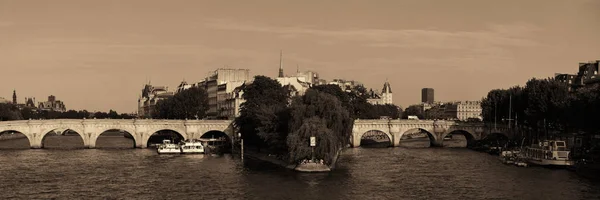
[[443, 101, 482, 121], [421, 88, 434, 104], [555, 60, 600, 90], [137, 84, 174, 118], [274, 51, 320, 96], [366, 80, 393, 105], [38, 95, 66, 112], [329, 79, 364, 92], [555, 73, 577, 91], [221, 81, 250, 119], [576, 60, 600, 86], [196, 68, 251, 119], [176, 80, 192, 93]]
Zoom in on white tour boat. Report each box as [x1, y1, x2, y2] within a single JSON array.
[[522, 140, 574, 166], [157, 140, 181, 154], [180, 139, 205, 154]]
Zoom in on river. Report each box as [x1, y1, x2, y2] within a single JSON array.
[[0, 136, 599, 199]]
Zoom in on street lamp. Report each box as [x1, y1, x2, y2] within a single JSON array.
[[238, 132, 243, 161]]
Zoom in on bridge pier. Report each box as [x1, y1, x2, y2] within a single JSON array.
[[430, 140, 444, 147]]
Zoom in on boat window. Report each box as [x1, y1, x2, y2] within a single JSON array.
[[556, 142, 565, 147]]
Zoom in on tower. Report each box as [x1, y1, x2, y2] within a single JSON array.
[[381, 79, 393, 104], [12, 90, 16, 104], [422, 88, 434, 104], [278, 50, 284, 78]]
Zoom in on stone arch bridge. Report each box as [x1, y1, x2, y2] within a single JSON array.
[[352, 119, 510, 147], [0, 119, 509, 149], [0, 119, 235, 148]]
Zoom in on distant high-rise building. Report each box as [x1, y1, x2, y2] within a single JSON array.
[[421, 88, 434, 104]]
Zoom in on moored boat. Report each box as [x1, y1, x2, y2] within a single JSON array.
[[180, 139, 205, 154], [500, 150, 519, 165], [522, 140, 574, 167], [157, 140, 181, 154]]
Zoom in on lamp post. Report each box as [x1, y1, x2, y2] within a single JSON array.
[[310, 136, 316, 162], [238, 132, 243, 161]]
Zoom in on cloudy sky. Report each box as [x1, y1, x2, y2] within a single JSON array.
[[1, 0, 599, 113]]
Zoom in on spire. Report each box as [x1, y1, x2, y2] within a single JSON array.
[[278, 50, 284, 77], [12, 90, 16, 104], [382, 80, 392, 94]]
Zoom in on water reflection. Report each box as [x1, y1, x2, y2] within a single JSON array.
[[1, 138, 599, 199]]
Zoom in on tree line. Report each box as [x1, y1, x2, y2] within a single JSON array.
[[0, 104, 135, 121], [481, 77, 600, 143]]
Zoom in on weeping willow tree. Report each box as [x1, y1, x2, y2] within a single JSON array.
[[287, 89, 353, 164]]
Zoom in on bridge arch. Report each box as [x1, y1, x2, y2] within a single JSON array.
[[399, 128, 438, 147], [93, 128, 137, 149], [0, 130, 32, 149], [200, 130, 231, 141], [441, 129, 477, 147], [40, 128, 86, 149], [355, 129, 393, 147], [146, 128, 187, 148]]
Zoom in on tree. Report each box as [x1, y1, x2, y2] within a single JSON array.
[[568, 84, 600, 133], [152, 86, 209, 120], [522, 78, 570, 136], [235, 76, 290, 152], [0, 103, 23, 121], [287, 90, 353, 164], [403, 104, 424, 119], [310, 84, 351, 109]]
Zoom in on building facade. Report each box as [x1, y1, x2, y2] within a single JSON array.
[[367, 80, 393, 105], [38, 95, 66, 112], [137, 84, 174, 118], [221, 82, 249, 119], [329, 79, 363, 92], [196, 68, 251, 119], [555, 60, 600, 90], [421, 88, 434, 104], [444, 101, 482, 121]]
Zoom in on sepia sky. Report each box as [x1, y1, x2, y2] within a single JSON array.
[[1, 0, 599, 113]]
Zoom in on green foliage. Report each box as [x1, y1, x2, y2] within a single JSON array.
[[287, 117, 338, 164], [235, 76, 290, 152], [287, 90, 353, 164], [480, 77, 600, 141], [0, 103, 23, 121], [152, 86, 209, 119], [403, 105, 424, 119]]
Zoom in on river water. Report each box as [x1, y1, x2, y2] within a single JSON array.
[[0, 136, 599, 200]]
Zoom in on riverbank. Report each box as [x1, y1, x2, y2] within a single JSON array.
[[238, 147, 343, 172], [242, 149, 297, 170]]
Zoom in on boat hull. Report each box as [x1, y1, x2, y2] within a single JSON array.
[[526, 158, 574, 166], [181, 149, 204, 154], [157, 149, 181, 154]]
